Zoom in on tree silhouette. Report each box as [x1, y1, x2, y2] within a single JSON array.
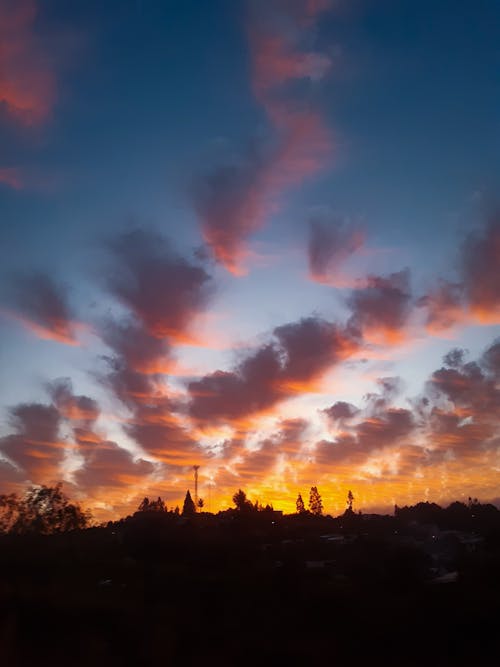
[[233, 489, 252, 511], [296, 493, 306, 514], [138, 496, 166, 512], [308, 486, 323, 516], [0, 484, 90, 534], [138, 497, 150, 511], [347, 490, 354, 512], [197, 498, 204, 510], [182, 490, 196, 516]]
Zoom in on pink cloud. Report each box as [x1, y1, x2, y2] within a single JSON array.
[[197, 0, 333, 274], [0, 0, 56, 125]]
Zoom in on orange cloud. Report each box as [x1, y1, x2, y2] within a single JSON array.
[[3, 310, 82, 345], [0, 0, 56, 125]]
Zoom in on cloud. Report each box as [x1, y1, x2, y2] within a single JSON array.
[[419, 280, 464, 334], [347, 269, 413, 345], [97, 318, 205, 468], [461, 217, 500, 323], [0, 167, 22, 189], [195, 0, 332, 274], [316, 395, 415, 469], [0, 0, 56, 125], [73, 441, 156, 492], [189, 316, 359, 425], [308, 216, 365, 284], [421, 218, 500, 331], [1, 273, 81, 345], [105, 229, 212, 340], [100, 319, 173, 375], [322, 401, 359, 424], [0, 403, 63, 483]]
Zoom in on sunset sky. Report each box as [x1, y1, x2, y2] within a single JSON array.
[[1, 0, 499, 520]]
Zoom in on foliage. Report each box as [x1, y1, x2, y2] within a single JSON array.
[[232, 489, 253, 512], [296, 493, 306, 514], [138, 496, 166, 512], [347, 490, 354, 511], [182, 490, 196, 516], [0, 483, 91, 534], [308, 486, 323, 516], [197, 498, 204, 510]]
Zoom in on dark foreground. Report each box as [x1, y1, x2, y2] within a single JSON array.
[[1, 511, 500, 666]]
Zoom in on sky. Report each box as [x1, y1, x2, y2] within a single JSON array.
[[0, 0, 499, 520]]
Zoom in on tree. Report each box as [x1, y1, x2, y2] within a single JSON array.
[[197, 498, 204, 510], [0, 484, 91, 534], [233, 489, 252, 512], [182, 490, 196, 516], [138, 497, 150, 512], [296, 493, 306, 514], [308, 486, 323, 516], [138, 496, 166, 512], [346, 490, 354, 512]]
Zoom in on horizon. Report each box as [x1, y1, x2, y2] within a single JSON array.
[[1, 0, 499, 523]]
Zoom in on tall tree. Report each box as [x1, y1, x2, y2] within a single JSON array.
[[308, 486, 323, 516], [346, 490, 354, 512], [296, 493, 306, 514], [233, 489, 251, 511], [138, 497, 150, 512], [182, 490, 196, 516]]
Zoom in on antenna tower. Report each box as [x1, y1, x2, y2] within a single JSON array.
[[193, 465, 200, 510]]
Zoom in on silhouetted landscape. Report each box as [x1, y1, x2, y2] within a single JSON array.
[[2, 485, 500, 666]]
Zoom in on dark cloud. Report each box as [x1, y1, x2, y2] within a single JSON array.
[[74, 441, 156, 491], [100, 319, 172, 374], [461, 218, 500, 321], [2, 272, 79, 344], [418, 339, 500, 463], [322, 401, 359, 423], [418, 280, 464, 333], [443, 348, 468, 369], [308, 216, 364, 283], [347, 269, 412, 344], [481, 339, 500, 379], [316, 407, 415, 467], [105, 229, 212, 340], [420, 217, 500, 330], [189, 317, 359, 425], [48, 378, 99, 424], [97, 318, 204, 467], [0, 403, 63, 482], [194, 146, 271, 275]]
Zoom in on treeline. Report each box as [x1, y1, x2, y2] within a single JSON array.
[[395, 498, 500, 530], [2, 482, 500, 536]]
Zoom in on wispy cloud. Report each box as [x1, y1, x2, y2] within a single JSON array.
[[196, 0, 333, 274], [0, 0, 56, 125], [1, 273, 82, 345]]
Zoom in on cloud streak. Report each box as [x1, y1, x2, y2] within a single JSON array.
[[196, 0, 333, 274], [189, 316, 359, 426], [0, 0, 56, 125], [1, 273, 82, 345]]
